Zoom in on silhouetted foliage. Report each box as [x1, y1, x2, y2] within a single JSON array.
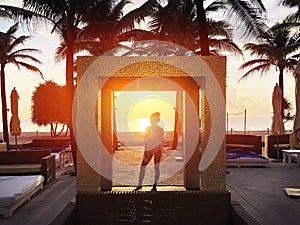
[[31, 81, 70, 137], [239, 20, 300, 113], [0, 23, 42, 147], [283, 97, 294, 123]]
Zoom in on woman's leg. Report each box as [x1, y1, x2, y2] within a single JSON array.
[[153, 151, 162, 187], [136, 152, 153, 188]]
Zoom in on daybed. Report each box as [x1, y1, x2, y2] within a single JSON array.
[[226, 149, 270, 167], [0, 175, 44, 217], [226, 134, 262, 155], [0, 150, 55, 185], [264, 134, 290, 158]]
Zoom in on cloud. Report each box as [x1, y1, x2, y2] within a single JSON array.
[[227, 87, 272, 118]]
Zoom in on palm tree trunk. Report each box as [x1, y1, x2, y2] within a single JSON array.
[[66, 43, 77, 174], [279, 67, 284, 116], [195, 0, 210, 56], [0, 64, 9, 150]]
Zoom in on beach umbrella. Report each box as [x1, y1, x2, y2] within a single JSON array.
[[9, 87, 21, 150], [290, 61, 300, 149], [271, 83, 285, 135], [271, 83, 285, 158]]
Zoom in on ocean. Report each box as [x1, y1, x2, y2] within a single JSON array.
[[8, 119, 50, 132], [0, 117, 294, 133], [227, 117, 293, 132]]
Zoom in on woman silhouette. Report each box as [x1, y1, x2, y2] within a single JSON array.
[[134, 112, 165, 191]]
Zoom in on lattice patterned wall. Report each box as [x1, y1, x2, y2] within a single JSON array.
[[76, 56, 226, 192]]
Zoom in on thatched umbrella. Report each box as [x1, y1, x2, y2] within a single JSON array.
[[9, 87, 21, 150]]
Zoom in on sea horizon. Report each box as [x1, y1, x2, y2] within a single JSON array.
[[0, 117, 294, 133]]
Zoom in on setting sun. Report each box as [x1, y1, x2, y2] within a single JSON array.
[[115, 91, 176, 132], [137, 118, 150, 132]]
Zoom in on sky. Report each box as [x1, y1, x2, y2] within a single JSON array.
[[0, 0, 298, 132]]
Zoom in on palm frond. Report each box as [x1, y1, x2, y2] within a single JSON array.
[[110, 0, 131, 20], [6, 22, 19, 35], [205, 1, 226, 13], [291, 53, 300, 58], [11, 60, 43, 79], [118, 0, 162, 32], [243, 43, 273, 57], [148, 0, 180, 32], [0, 9, 12, 19], [281, 0, 300, 8], [78, 21, 117, 40], [239, 58, 270, 70], [0, 4, 51, 27], [55, 41, 93, 62], [206, 19, 233, 38], [6, 36, 32, 53], [10, 54, 42, 65], [285, 58, 299, 71], [23, 0, 67, 21], [286, 11, 300, 23], [118, 29, 160, 42], [209, 38, 243, 55], [238, 62, 271, 82], [225, 0, 267, 39]]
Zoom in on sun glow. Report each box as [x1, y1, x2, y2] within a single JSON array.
[[137, 118, 150, 132], [114, 91, 176, 133]]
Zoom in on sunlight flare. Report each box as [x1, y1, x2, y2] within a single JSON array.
[[137, 117, 150, 132]]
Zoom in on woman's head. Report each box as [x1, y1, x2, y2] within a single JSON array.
[[150, 112, 160, 124]]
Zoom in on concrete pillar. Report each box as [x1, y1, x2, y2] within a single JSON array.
[[184, 89, 200, 190], [100, 88, 113, 191]]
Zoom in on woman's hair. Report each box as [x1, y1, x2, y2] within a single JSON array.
[[150, 112, 160, 119], [150, 112, 160, 123]]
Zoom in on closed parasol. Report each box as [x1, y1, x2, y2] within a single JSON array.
[[271, 83, 285, 135], [9, 87, 21, 149], [271, 83, 285, 158], [290, 60, 300, 149]]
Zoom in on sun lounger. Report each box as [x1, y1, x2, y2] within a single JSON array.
[[226, 134, 262, 155], [226, 149, 270, 167], [0, 175, 44, 217], [0, 150, 55, 185]]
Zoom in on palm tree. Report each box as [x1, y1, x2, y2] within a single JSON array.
[[66, 0, 264, 56], [0, 0, 159, 170], [143, 0, 242, 55], [0, 23, 42, 149], [63, 0, 160, 57], [129, 0, 266, 56], [0, 0, 84, 158], [282, 0, 300, 20], [194, 0, 267, 55], [239, 21, 300, 112], [195, 0, 209, 55]]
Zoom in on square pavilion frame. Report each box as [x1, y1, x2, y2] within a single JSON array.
[[75, 56, 226, 192]]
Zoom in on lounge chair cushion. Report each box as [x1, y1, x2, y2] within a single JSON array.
[[226, 144, 254, 149], [0, 164, 41, 174]]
